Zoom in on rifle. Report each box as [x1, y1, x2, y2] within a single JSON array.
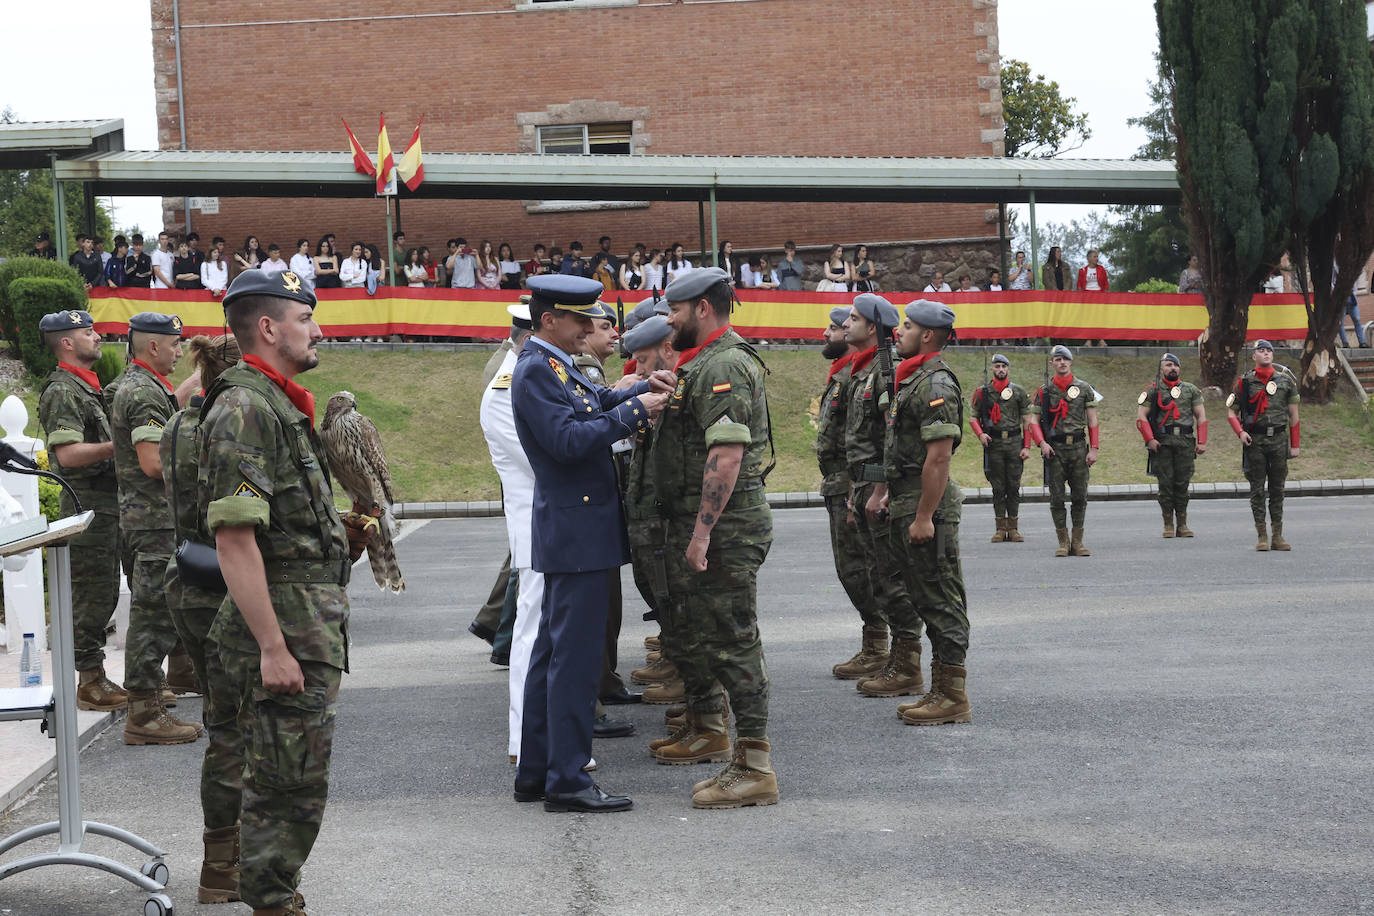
[[1145, 361, 1162, 478], [1041, 352, 1052, 493], [980, 349, 991, 478], [616, 296, 626, 358]]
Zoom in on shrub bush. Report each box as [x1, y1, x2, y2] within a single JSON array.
[[1132, 278, 1180, 295], [8, 277, 84, 378], [0, 257, 86, 358], [34, 451, 61, 522], [93, 344, 126, 387]]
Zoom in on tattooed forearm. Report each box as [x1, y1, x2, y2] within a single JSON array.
[[694, 444, 745, 539]]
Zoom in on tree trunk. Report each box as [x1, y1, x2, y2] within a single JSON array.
[[1299, 338, 1343, 402], [1198, 287, 1247, 389]]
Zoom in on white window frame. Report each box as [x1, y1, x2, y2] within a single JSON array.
[[536, 123, 634, 157]]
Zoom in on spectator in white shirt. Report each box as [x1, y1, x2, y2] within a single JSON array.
[[923, 270, 952, 293], [259, 244, 290, 276], [745, 256, 779, 289], [666, 242, 692, 284], [643, 249, 666, 292], [1009, 250, 1032, 290], [201, 247, 229, 295], [987, 269, 1003, 292], [150, 231, 175, 289], [955, 274, 979, 293], [289, 238, 317, 289], [403, 248, 428, 287], [340, 242, 369, 288]]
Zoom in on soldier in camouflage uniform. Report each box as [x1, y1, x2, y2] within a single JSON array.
[[649, 267, 779, 809], [846, 294, 927, 699], [1136, 352, 1208, 538], [161, 333, 247, 904], [1029, 345, 1101, 557], [198, 269, 372, 916], [36, 310, 126, 712], [815, 306, 887, 679], [969, 353, 1034, 543], [111, 311, 201, 744], [882, 299, 973, 726], [1226, 339, 1300, 551]]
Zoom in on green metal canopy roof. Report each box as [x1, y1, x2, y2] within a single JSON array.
[[0, 120, 125, 169]]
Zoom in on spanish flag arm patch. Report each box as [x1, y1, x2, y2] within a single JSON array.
[[928, 397, 946, 407], [712, 382, 732, 393]]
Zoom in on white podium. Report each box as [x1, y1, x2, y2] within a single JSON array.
[[0, 512, 175, 916]]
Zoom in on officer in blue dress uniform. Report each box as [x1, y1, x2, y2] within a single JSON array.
[[510, 275, 674, 813]]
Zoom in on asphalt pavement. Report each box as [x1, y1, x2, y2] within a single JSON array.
[[1, 496, 1371, 915]]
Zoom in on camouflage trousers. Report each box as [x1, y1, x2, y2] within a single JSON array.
[[121, 528, 180, 691], [983, 436, 1025, 519], [890, 480, 970, 666], [662, 505, 772, 738], [1046, 440, 1091, 529], [1244, 434, 1289, 524], [66, 494, 120, 672], [851, 481, 922, 640], [823, 490, 882, 628], [1154, 435, 1196, 512], [221, 645, 341, 911], [164, 565, 243, 831]]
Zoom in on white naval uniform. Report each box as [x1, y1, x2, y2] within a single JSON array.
[[479, 344, 543, 759]]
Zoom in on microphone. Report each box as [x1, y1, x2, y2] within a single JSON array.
[[0, 441, 38, 470]]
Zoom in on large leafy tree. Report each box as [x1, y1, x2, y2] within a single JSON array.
[[1001, 59, 1092, 158]]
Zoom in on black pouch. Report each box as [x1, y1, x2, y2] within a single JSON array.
[[175, 539, 226, 592]]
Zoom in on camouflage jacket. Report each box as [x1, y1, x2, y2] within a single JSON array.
[[161, 402, 227, 608], [111, 362, 178, 530], [1140, 379, 1203, 440], [970, 379, 1031, 438], [815, 356, 854, 494], [197, 363, 350, 670], [651, 328, 772, 520], [624, 423, 659, 524], [1228, 368, 1299, 431], [37, 367, 118, 509], [844, 348, 894, 479], [884, 355, 963, 520], [1031, 376, 1100, 438]]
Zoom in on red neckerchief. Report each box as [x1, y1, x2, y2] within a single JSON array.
[[1045, 373, 1074, 430], [1248, 365, 1274, 423], [58, 362, 101, 391], [827, 351, 856, 383], [622, 357, 638, 378], [895, 350, 941, 385], [674, 324, 731, 370], [988, 376, 1010, 424], [242, 354, 317, 428], [131, 358, 174, 393], [849, 346, 877, 375], [1156, 378, 1181, 422]]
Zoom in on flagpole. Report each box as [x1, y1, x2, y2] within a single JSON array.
[[384, 194, 396, 288]]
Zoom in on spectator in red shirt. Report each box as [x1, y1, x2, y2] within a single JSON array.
[[1078, 250, 1109, 292], [523, 244, 548, 279]]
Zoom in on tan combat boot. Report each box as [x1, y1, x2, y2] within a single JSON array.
[[897, 659, 943, 717], [1270, 521, 1291, 551], [1175, 509, 1194, 537], [123, 691, 200, 745], [691, 738, 780, 809], [1004, 517, 1024, 542], [630, 656, 678, 685], [990, 517, 1007, 543], [664, 704, 687, 729], [644, 633, 661, 652], [648, 721, 690, 754], [831, 626, 889, 680], [1054, 527, 1070, 557], [900, 664, 972, 726], [856, 637, 924, 697], [198, 824, 240, 904], [1161, 507, 1175, 538], [76, 667, 128, 712], [1255, 520, 1269, 551], [651, 708, 731, 765], [642, 650, 662, 665], [1071, 527, 1091, 557], [166, 651, 201, 696], [641, 678, 686, 705]]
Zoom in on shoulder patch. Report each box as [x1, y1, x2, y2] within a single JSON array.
[[548, 357, 568, 384], [1225, 392, 1236, 408], [490, 374, 512, 390], [147, 418, 164, 429], [711, 382, 732, 393], [233, 481, 264, 499], [1138, 391, 1148, 405], [714, 415, 734, 425], [928, 397, 945, 407]]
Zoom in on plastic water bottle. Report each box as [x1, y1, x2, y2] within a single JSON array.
[[19, 633, 41, 687]]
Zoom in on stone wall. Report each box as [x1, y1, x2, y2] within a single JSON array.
[[728, 236, 1008, 294]]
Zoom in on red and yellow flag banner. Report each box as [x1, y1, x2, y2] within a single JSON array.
[[86, 288, 1309, 341]]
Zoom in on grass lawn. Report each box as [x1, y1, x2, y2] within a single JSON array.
[[8, 346, 1374, 502]]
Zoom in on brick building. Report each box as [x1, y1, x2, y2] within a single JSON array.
[[149, 0, 1004, 281]]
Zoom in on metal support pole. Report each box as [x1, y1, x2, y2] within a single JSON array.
[[47, 543, 81, 851], [709, 187, 719, 268], [698, 200, 707, 266], [1028, 191, 1040, 291], [395, 195, 402, 233], [50, 154, 68, 261], [384, 196, 396, 287], [82, 184, 96, 238], [997, 201, 1009, 286]]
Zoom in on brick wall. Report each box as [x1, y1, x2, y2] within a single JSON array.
[[150, 0, 1005, 269]]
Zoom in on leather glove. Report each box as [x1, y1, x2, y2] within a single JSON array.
[[341, 502, 381, 562]]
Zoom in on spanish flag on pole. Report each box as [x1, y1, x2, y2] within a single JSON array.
[[342, 119, 376, 178], [376, 113, 396, 196], [397, 117, 424, 192]]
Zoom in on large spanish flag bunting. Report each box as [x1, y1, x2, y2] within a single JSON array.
[[86, 288, 1308, 342]]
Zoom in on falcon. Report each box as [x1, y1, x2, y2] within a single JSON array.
[[320, 390, 405, 592]]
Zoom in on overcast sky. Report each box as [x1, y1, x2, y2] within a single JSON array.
[[2, 0, 1161, 235]]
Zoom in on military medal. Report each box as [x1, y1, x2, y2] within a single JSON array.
[[1001, 387, 1013, 400], [1067, 385, 1081, 400], [574, 385, 585, 397], [1170, 385, 1181, 399], [1265, 380, 1278, 395]]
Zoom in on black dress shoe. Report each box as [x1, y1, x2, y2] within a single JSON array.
[[593, 714, 635, 738], [490, 653, 510, 667], [543, 784, 633, 813], [468, 621, 496, 645], [600, 687, 642, 705], [513, 780, 545, 803]]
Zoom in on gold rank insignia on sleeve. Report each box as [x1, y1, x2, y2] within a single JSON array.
[[491, 374, 512, 390], [234, 481, 264, 499]]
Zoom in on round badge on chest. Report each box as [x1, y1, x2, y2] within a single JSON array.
[[1265, 380, 1278, 395], [1067, 385, 1081, 400], [1170, 385, 1181, 399], [1001, 387, 1014, 400]]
